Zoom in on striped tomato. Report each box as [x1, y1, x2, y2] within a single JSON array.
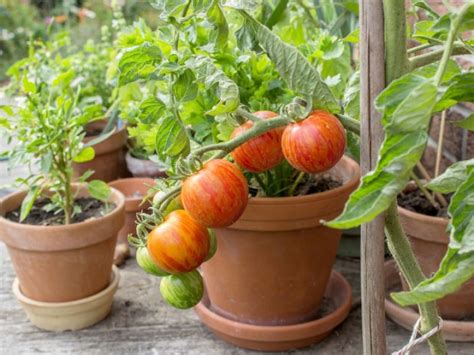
[[147, 210, 210, 274], [181, 159, 248, 228], [160, 270, 204, 309], [136, 247, 170, 277], [281, 110, 346, 173], [230, 111, 284, 172]]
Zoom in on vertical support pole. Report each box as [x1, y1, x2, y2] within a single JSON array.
[[359, 1, 387, 354]]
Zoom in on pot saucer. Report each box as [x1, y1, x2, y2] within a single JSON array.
[[13, 265, 120, 332], [384, 260, 474, 342], [195, 270, 352, 352]]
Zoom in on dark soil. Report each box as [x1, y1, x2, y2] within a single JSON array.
[[5, 197, 113, 226], [295, 174, 343, 196], [397, 187, 450, 218], [85, 128, 103, 137]]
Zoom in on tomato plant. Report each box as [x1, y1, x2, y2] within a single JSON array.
[[281, 110, 346, 173], [147, 210, 210, 273], [181, 159, 249, 228], [230, 111, 284, 173]]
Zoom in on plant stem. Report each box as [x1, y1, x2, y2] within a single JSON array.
[[296, 0, 320, 28], [236, 107, 264, 122], [288, 171, 305, 196], [385, 202, 446, 355], [337, 114, 360, 135], [410, 171, 439, 209], [383, 0, 447, 353], [434, 111, 446, 177], [410, 45, 468, 70], [407, 42, 435, 54]]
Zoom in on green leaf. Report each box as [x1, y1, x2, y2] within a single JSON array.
[[413, 1, 440, 19], [172, 69, 198, 102], [344, 28, 360, 43], [20, 186, 41, 222], [454, 113, 474, 131], [22, 76, 36, 94], [118, 44, 162, 86], [139, 97, 167, 124], [155, 115, 190, 160], [342, 71, 360, 120], [187, 56, 240, 115], [435, 72, 474, 112], [206, 0, 229, 50], [73, 147, 95, 163], [392, 168, 474, 306], [87, 180, 111, 202], [327, 74, 437, 229], [427, 159, 474, 193], [235, 9, 340, 112]]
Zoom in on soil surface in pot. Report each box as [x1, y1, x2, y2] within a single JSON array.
[[5, 198, 114, 225], [397, 187, 450, 217], [250, 174, 342, 197]]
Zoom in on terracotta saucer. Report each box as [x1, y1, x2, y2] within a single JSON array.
[[195, 270, 352, 352], [13, 265, 120, 332], [384, 259, 474, 342]]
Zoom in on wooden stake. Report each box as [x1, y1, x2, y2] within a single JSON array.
[[359, 1, 387, 353]]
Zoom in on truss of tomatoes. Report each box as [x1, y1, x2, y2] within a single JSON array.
[[138, 110, 346, 309]]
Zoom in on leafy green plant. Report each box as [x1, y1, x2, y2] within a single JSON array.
[[0, 50, 111, 224]]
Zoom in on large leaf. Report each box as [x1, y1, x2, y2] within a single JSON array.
[[427, 159, 474, 193], [435, 72, 474, 111], [392, 168, 474, 305], [343, 71, 360, 120], [454, 113, 474, 131], [206, 0, 229, 51], [118, 43, 162, 86], [327, 74, 437, 229], [234, 9, 340, 112], [139, 97, 167, 124], [172, 69, 198, 102], [155, 115, 190, 160]]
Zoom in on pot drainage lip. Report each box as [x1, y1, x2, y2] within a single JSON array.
[[195, 270, 352, 351], [384, 259, 474, 342], [12, 265, 120, 307]]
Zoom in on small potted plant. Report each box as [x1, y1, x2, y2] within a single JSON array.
[[0, 60, 125, 331], [120, 4, 360, 351]]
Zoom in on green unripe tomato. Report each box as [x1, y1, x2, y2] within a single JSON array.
[[160, 270, 204, 309], [205, 229, 217, 261], [136, 247, 170, 277]]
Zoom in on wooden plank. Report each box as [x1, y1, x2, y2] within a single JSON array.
[[359, 0, 387, 354]]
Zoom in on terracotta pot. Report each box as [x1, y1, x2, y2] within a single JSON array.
[[0, 186, 125, 302], [125, 152, 166, 178], [398, 206, 474, 320], [108, 177, 154, 245], [201, 156, 360, 326], [73, 120, 128, 182]]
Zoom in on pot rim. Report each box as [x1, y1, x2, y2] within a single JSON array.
[[246, 155, 360, 205], [0, 184, 125, 232]]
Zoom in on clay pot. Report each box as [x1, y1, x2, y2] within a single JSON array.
[[398, 206, 474, 320], [73, 120, 128, 182], [108, 177, 154, 247], [201, 156, 360, 326], [0, 186, 125, 303], [125, 152, 166, 178]]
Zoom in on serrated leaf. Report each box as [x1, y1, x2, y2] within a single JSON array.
[[434, 72, 474, 112], [343, 71, 360, 120], [155, 115, 190, 160], [427, 159, 474, 193], [235, 9, 340, 112], [118, 44, 162, 86], [73, 147, 95, 163], [172, 69, 198, 102], [392, 168, 474, 306], [139, 97, 167, 124], [206, 0, 229, 51], [454, 113, 474, 131], [20, 186, 41, 222], [327, 74, 437, 229], [88, 180, 111, 202]]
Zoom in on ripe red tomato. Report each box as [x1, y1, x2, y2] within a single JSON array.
[[281, 110, 346, 173], [147, 210, 210, 274], [230, 111, 284, 173], [181, 159, 248, 228]]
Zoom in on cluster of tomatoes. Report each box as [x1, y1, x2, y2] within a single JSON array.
[[137, 109, 346, 309]]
